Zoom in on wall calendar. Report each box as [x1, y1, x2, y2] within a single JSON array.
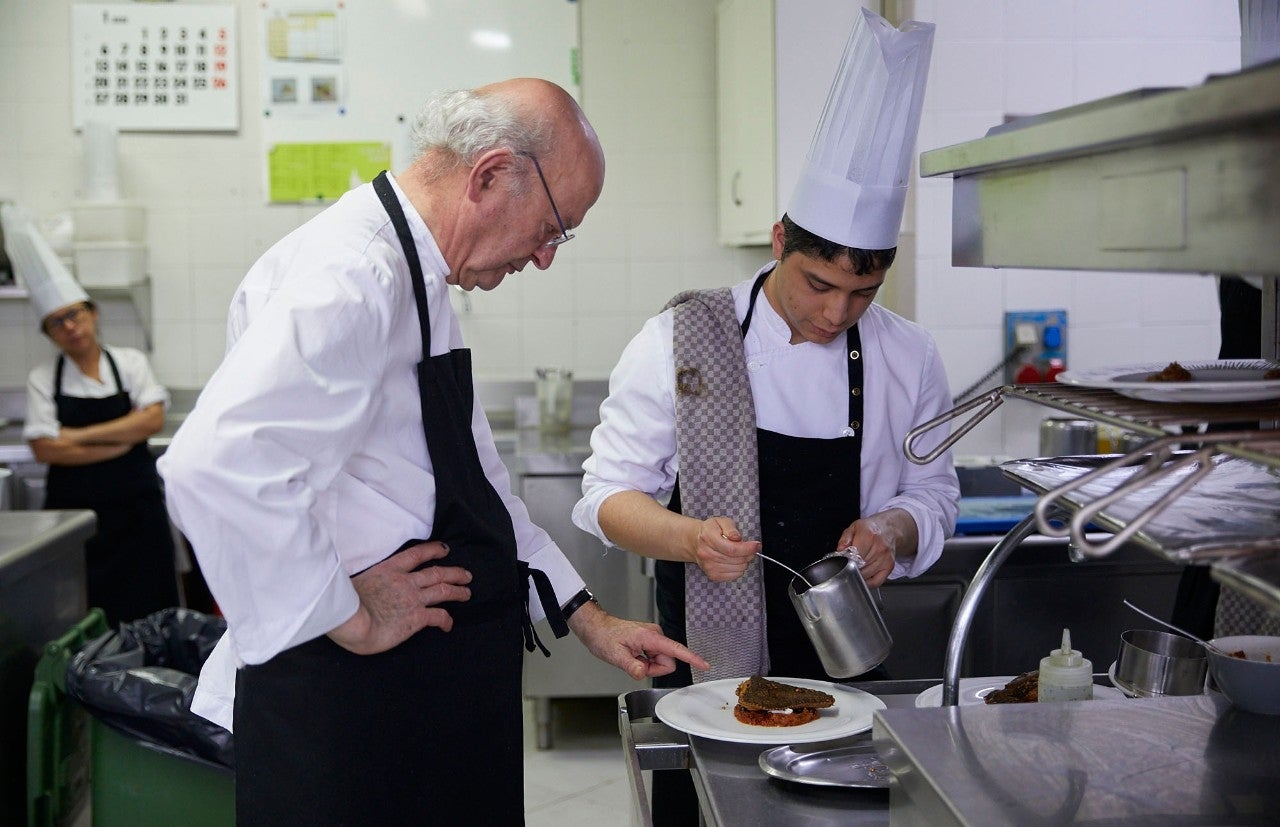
[[71, 3, 239, 132]]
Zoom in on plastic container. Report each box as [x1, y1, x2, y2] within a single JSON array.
[[72, 240, 146, 287], [71, 201, 145, 243], [1038, 628, 1094, 702]]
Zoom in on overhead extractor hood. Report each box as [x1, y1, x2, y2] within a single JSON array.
[[919, 60, 1280, 277]]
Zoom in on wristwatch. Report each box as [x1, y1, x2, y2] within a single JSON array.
[[560, 587, 598, 620]]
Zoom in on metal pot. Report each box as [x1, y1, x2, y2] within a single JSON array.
[[1113, 629, 1208, 697], [788, 555, 892, 678], [1039, 418, 1098, 456]]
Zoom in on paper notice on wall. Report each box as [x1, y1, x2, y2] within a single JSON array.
[[260, 2, 346, 118], [267, 142, 390, 203]]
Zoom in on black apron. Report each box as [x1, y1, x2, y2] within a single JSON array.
[[44, 349, 178, 626], [655, 269, 865, 684], [651, 271, 866, 826], [234, 173, 565, 826]]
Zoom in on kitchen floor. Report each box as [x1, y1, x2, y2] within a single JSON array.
[[64, 696, 638, 826], [522, 696, 638, 826]]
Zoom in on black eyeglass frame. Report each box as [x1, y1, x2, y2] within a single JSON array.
[[516, 151, 575, 248], [43, 303, 92, 334]]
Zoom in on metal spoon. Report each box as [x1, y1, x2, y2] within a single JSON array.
[[1123, 599, 1227, 656], [757, 552, 814, 589]]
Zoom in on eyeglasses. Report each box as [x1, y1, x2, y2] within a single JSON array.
[[44, 305, 90, 333], [516, 151, 574, 248]]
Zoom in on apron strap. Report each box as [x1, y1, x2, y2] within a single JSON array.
[[372, 171, 432, 346], [519, 561, 569, 657]]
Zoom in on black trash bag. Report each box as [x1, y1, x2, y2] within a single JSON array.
[[65, 607, 234, 769]]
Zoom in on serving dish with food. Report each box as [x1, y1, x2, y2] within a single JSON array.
[[1053, 359, 1280, 403], [652, 676, 884, 744], [1206, 635, 1280, 715]]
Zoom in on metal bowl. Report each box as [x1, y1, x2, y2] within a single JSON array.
[[1113, 629, 1208, 697], [1206, 635, 1280, 715]]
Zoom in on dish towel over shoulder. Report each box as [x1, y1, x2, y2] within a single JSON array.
[[667, 287, 769, 683]]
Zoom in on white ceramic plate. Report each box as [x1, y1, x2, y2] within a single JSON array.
[[654, 677, 885, 745], [1054, 360, 1280, 403], [915, 676, 1129, 707], [1108, 661, 1142, 697]]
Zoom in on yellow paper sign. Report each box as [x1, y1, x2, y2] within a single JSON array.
[[268, 141, 390, 203]]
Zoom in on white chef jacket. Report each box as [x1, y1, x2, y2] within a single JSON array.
[[573, 265, 960, 579], [23, 345, 170, 442], [159, 175, 584, 731]]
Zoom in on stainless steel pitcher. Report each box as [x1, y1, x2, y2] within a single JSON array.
[[788, 554, 892, 678]]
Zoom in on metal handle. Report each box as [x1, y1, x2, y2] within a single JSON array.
[[942, 512, 1046, 706], [904, 387, 1005, 464]]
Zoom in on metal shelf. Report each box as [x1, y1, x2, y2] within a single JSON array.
[[905, 383, 1280, 614], [918, 61, 1280, 276]]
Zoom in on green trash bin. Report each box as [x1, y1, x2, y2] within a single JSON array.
[[27, 609, 235, 827]]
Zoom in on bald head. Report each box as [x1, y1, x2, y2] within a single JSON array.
[[407, 78, 603, 192], [398, 78, 605, 291]]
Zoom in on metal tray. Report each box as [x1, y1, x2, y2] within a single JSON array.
[[757, 740, 891, 789]]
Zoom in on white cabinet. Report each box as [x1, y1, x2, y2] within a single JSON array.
[[715, 0, 874, 245]]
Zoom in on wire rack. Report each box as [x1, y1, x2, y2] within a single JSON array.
[[905, 383, 1280, 612]]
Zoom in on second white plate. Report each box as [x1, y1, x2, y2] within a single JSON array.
[[915, 677, 1129, 707], [655, 677, 885, 745], [1054, 360, 1280, 403]]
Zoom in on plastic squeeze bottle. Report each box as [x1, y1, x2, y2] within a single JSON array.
[[1037, 628, 1094, 702]]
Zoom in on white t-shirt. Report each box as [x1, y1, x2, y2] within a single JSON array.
[[24, 344, 170, 441], [573, 266, 960, 579]]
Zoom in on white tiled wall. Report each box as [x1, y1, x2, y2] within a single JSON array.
[[908, 0, 1243, 457], [0, 0, 1249, 457]]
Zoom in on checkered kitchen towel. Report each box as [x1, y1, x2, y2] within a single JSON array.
[[667, 287, 769, 683]]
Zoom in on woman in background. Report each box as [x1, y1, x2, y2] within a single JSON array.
[[23, 278, 178, 625]]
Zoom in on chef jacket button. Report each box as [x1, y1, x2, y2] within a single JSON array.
[[849, 420, 861, 430], [850, 387, 861, 397], [849, 349, 860, 360]]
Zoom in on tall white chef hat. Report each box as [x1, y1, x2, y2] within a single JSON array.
[[786, 7, 935, 251], [0, 203, 90, 322]]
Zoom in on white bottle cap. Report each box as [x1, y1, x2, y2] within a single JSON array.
[[1040, 628, 1093, 688]]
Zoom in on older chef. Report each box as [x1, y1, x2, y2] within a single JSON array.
[[158, 78, 707, 826], [573, 13, 957, 822], [2, 204, 178, 626]]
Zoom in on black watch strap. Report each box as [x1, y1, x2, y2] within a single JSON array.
[[560, 587, 597, 620]]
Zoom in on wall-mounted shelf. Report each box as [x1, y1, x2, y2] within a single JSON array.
[[919, 61, 1280, 276], [0, 278, 152, 351]]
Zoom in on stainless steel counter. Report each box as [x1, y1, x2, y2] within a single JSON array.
[[621, 680, 1280, 826], [874, 692, 1280, 826]]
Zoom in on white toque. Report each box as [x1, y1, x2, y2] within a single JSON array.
[[786, 7, 935, 250], [0, 203, 90, 322]]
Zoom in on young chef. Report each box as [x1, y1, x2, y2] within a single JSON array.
[[2, 204, 178, 625], [158, 78, 707, 826], [572, 12, 958, 822]]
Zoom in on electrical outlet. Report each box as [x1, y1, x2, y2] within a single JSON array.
[[1004, 310, 1068, 383]]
